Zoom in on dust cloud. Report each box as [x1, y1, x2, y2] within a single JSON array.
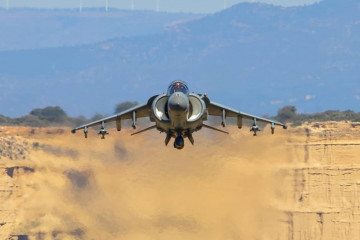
[[9, 126, 289, 239]]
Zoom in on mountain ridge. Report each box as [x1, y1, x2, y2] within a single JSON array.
[[0, 0, 359, 117], [0, 8, 201, 51]]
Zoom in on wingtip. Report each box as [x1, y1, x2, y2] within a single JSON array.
[[283, 125, 288, 130], [71, 129, 76, 134]]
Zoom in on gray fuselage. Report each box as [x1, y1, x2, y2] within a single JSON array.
[[150, 92, 207, 140]]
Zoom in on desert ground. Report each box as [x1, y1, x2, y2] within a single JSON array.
[[1, 122, 360, 240]]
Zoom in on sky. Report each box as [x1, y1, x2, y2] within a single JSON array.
[[2, 0, 320, 13]]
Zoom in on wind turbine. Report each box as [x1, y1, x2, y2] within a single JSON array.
[[156, 0, 160, 12], [79, 0, 83, 12]]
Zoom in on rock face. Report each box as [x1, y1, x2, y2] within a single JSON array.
[[276, 122, 360, 240], [0, 123, 360, 240]]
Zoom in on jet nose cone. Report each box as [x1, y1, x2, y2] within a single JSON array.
[[168, 92, 189, 114]]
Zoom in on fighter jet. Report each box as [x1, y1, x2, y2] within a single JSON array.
[[71, 81, 287, 149]]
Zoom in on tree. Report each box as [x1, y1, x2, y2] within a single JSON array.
[[277, 106, 297, 122], [114, 101, 139, 114], [91, 113, 105, 121], [30, 106, 67, 123]]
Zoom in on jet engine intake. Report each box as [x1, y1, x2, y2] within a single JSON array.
[[152, 94, 169, 122], [188, 94, 206, 122]]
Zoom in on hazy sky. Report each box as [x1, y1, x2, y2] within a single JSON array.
[[2, 0, 321, 13]]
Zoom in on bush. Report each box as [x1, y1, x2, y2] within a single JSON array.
[[91, 114, 105, 121], [275, 106, 360, 125]]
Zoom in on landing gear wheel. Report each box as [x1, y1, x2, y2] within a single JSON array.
[[173, 136, 185, 150]]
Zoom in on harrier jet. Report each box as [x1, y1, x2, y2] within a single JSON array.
[[71, 81, 287, 149]]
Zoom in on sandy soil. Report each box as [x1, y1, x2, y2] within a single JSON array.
[[1, 122, 360, 240]]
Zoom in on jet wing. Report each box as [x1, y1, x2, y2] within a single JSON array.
[[207, 101, 287, 130], [71, 103, 150, 133]]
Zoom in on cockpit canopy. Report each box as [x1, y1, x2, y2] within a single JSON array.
[[167, 81, 189, 95]]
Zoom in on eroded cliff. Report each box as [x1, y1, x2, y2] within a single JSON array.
[[1, 122, 359, 239]]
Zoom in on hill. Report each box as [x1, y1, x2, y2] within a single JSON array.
[[0, 8, 201, 51], [0, 0, 359, 117]]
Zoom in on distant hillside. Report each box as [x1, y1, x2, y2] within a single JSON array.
[[0, 8, 201, 51], [0, 0, 359, 117]]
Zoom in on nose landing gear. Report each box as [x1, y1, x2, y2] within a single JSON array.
[[174, 136, 185, 150]]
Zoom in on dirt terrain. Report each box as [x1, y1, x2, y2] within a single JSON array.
[[1, 122, 360, 240]]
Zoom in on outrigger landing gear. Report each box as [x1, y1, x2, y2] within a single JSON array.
[[98, 121, 109, 139]]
